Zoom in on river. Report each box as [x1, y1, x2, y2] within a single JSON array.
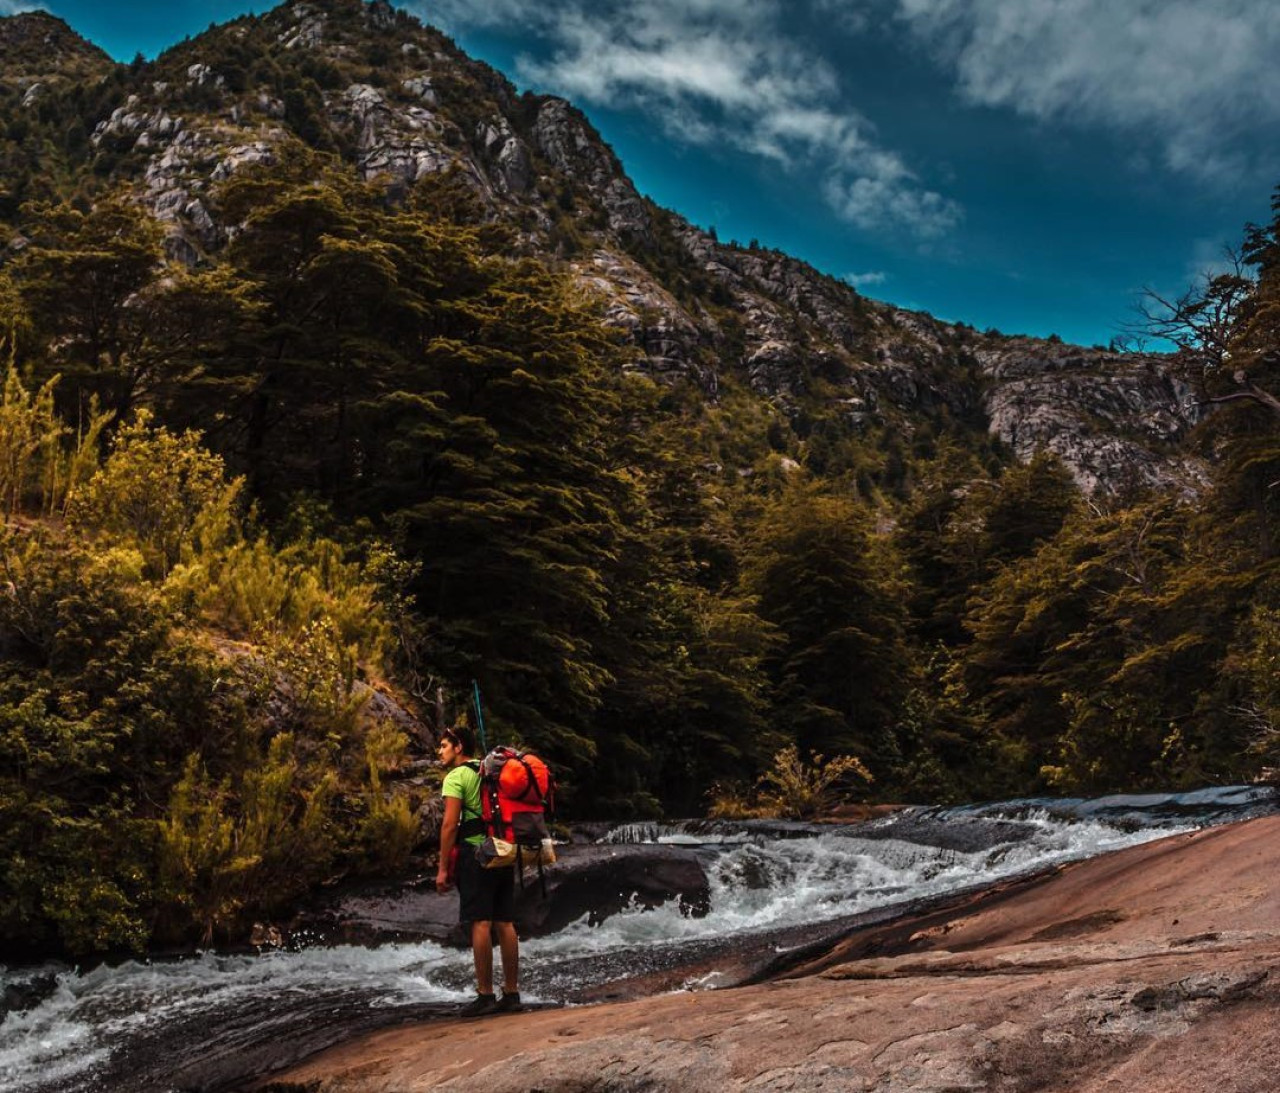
[[2, 786, 1274, 1093]]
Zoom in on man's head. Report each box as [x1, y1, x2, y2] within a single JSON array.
[[436, 724, 475, 767]]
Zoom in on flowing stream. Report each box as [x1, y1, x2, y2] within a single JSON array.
[[2, 786, 1274, 1093]]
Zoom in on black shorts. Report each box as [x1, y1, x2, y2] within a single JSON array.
[[456, 845, 516, 924]]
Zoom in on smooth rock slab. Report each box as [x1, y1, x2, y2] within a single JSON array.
[[259, 817, 1280, 1093]]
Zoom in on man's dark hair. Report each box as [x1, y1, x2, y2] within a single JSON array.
[[441, 723, 475, 755]]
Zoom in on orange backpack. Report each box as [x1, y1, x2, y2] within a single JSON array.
[[476, 746, 556, 887]]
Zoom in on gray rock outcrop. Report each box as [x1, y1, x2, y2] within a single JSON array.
[[979, 339, 1208, 495]]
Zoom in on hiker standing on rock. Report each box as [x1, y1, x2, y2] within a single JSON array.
[[435, 724, 521, 1015]]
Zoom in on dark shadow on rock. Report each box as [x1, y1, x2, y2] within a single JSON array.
[[288, 844, 709, 948], [516, 844, 709, 934]]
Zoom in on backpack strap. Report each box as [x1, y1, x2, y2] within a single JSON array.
[[483, 765, 505, 840], [457, 759, 487, 840], [510, 845, 548, 898], [515, 756, 545, 805]]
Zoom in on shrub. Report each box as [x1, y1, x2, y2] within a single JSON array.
[[261, 618, 368, 749], [0, 363, 110, 519], [156, 736, 341, 947], [705, 780, 759, 820], [705, 745, 873, 820], [169, 534, 392, 674], [359, 721, 418, 871], [68, 412, 242, 577], [756, 745, 873, 820]]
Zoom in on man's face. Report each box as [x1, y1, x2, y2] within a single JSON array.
[[437, 738, 460, 767]]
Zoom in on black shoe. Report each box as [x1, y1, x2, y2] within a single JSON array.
[[495, 991, 522, 1013], [459, 993, 497, 1017]]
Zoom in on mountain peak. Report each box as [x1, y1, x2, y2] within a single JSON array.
[[0, 10, 114, 81]]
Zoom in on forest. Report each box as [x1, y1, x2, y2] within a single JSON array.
[[2, 1, 1279, 958]]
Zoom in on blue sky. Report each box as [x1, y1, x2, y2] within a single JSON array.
[[16, 0, 1280, 347]]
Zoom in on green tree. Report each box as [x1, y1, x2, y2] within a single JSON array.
[[199, 151, 447, 503], [745, 485, 912, 770], [382, 259, 639, 783], [959, 498, 1254, 793], [14, 198, 162, 415]]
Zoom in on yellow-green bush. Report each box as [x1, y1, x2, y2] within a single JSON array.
[[157, 737, 341, 946], [706, 745, 873, 820], [359, 721, 418, 872], [67, 411, 242, 577], [758, 745, 873, 819], [184, 535, 390, 668], [0, 362, 110, 519], [0, 391, 425, 954]]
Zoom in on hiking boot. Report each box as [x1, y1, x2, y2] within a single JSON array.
[[458, 993, 497, 1017], [495, 991, 522, 1013]]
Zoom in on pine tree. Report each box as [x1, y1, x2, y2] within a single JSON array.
[[745, 484, 912, 771]]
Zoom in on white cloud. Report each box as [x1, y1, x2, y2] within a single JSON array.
[[810, 0, 873, 36], [418, 0, 963, 239], [844, 270, 888, 287], [1180, 237, 1245, 288], [825, 174, 961, 238], [1, 1, 47, 13], [892, 0, 1280, 181]]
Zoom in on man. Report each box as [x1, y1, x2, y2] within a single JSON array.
[[435, 725, 521, 1015]]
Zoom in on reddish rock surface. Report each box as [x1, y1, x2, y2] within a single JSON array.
[[256, 817, 1280, 1092]]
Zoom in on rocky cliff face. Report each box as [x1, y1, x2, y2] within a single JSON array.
[[0, 0, 1208, 496], [979, 339, 1208, 496]]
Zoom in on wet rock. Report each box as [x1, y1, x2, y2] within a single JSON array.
[[266, 817, 1280, 1093], [292, 877, 458, 946], [520, 843, 710, 933], [1, 972, 58, 1018], [850, 812, 1042, 854], [290, 843, 709, 947]]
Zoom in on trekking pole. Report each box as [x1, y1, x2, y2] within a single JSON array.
[[472, 679, 488, 755]]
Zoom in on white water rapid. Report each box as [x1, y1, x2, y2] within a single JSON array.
[[2, 788, 1274, 1093]]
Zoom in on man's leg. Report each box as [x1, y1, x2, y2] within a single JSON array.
[[471, 918, 494, 995], [494, 921, 519, 994]]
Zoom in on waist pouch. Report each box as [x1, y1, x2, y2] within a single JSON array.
[[476, 836, 557, 869]]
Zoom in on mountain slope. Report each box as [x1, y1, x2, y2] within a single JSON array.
[[0, 11, 113, 82], [1, 0, 1204, 496]]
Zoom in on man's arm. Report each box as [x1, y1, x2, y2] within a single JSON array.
[[436, 795, 462, 893]]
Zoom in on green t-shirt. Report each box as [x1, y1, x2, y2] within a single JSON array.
[[441, 762, 485, 846]]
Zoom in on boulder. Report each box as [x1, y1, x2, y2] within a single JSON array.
[[519, 843, 710, 934], [288, 842, 709, 947]]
